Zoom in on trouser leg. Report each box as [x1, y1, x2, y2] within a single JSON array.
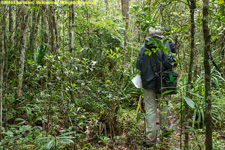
[[143, 88, 158, 143], [158, 95, 171, 133]]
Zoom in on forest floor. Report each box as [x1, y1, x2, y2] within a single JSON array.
[[92, 109, 182, 150], [81, 108, 225, 150], [2, 102, 225, 149]]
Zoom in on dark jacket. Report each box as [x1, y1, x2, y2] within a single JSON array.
[[136, 35, 175, 89]]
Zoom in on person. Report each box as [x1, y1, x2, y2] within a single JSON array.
[[136, 27, 176, 147]]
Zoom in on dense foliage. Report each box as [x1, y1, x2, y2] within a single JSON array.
[[0, 0, 225, 149]]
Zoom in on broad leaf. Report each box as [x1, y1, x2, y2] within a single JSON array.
[[136, 113, 142, 122], [184, 96, 195, 108]]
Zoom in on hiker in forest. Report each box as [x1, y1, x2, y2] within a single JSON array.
[[136, 27, 176, 147]]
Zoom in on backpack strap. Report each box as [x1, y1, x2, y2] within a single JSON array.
[[149, 53, 159, 77]]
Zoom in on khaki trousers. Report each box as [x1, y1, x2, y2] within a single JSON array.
[[143, 88, 171, 143]]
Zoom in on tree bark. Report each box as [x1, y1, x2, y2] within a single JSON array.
[[29, 8, 41, 59], [49, 4, 55, 54], [15, 6, 23, 52], [222, 0, 225, 77], [70, 3, 75, 53], [184, 0, 196, 149], [69, 0, 75, 104], [4, 42, 8, 132], [52, 7, 58, 50], [0, 5, 6, 141], [202, 0, 212, 149], [193, 50, 198, 82], [42, 5, 49, 46], [223, 36, 225, 77], [29, 10, 36, 59], [120, 0, 129, 89], [105, 0, 109, 14], [4, 4, 11, 132], [9, 5, 13, 46], [17, 8, 30, 98], [121, 0, 129, 19], [118, 0, 130, 133]]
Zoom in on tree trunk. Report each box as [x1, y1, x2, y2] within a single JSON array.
[[15, 6, 21, 45], [70, 3, 75, 53], [193, 50, 198, 82], [121, 0, 129, 19], [202, 0, 212, 149], [105, 0, 109, 14], [4, 41, 8, 132], [222, 0, 225, 77], [0, 5, 6, 141], [9, 5, 13, 46], [29, 10, 36, 59], [70, 4, 75, 67], [52, 7, 58, 51], [49, 4, 55, 54], [4, 5, 10, 132], [42, 5, 49, 46], [120, 0, 129, 89], [0, 32, 4, 141], [223, 36, 225, 77], [184, 0, 196, 149], [29, 8, 41, 59], [18, 9, 30, 98], [68, 0, 75, 122]]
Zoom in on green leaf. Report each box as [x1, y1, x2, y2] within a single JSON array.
[[15, 118, 25, 121], [184, 96, 195, 108], [162, 90, 175, 95], [34, 116, 42, 123], [153, 0, 158, 6], [36, 137, 51, 142], [189, 92, 204, 99], [60, 131, 76, 136], [132, 5, 139, 11], [143, 7, 149, 12], [216, 15, 221, 21], [26, 107, 33, 122], [58, 136, 75, 139], [221, 16, 225, 22], [146, 16, 152, 21], [144, 49, 152, 56], [161, 46, 168, 55], [59, 139, 75, 144], [45, 140, 54, 150], [217, 21, 221, 28], [23, 144, 36, 148], [141, 24, 148, 32], [219, 0, 224, 5], [192, 110, 197, 127], [136, 113, 142, 122]]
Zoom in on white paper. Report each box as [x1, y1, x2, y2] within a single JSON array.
[[132, 75, 143, 88]]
